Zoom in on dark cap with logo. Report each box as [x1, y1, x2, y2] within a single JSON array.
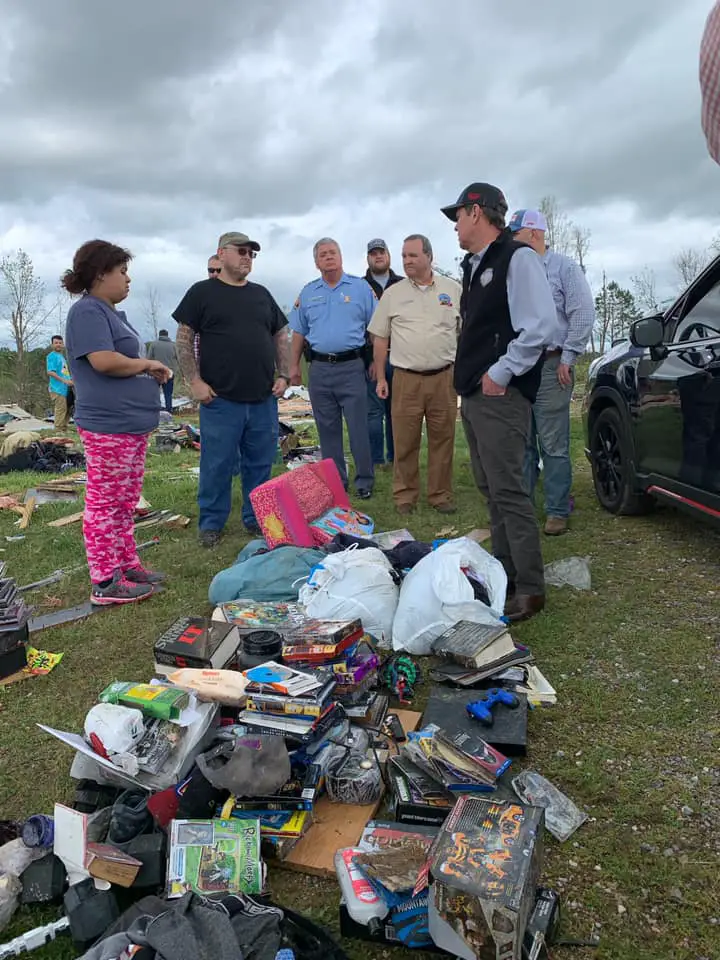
[[441, 183, 508, 222], [367, 238, 388, 253]]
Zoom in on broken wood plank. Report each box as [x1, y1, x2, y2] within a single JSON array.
[[18, 496, 35, 530], [47, 510, 84, 528]]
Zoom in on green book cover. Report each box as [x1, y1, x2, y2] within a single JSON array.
[[166, 818, 264, 898]]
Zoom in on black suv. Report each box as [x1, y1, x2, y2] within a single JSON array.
[[583, 256, 720, 525]]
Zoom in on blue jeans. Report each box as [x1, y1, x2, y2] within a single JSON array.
[[161, 380, 174, 413], [198, 395, 278, 531], [367, 362, 394, 465], [523, 355, 573, 518]]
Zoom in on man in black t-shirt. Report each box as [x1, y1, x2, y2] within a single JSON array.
[[173, 231, 290, 547]]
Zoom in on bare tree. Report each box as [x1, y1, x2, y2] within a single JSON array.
[[631, 266, 662, 314], [142, 285, 162, 339], [0, 250, 54, 357], [539, 195, 574, 256], [571, 225, 591, 274], [673, 247, 709, 289]]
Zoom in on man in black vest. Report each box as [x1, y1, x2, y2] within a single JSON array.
[[441, 183, 558, 622]]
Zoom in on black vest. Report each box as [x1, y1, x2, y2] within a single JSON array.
[[454, 229, 544, 402]]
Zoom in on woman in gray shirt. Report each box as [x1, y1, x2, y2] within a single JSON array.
[[63, 240, 171, 605]]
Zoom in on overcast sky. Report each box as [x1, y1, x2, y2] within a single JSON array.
[[0, 0, 717, 341]]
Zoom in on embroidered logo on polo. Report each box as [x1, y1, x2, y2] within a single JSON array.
[[438, 293, 453, 307], [480, 268, 494, 287]]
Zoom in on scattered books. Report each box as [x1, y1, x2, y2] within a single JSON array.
[[432, 620, 515, 669], [221, 763, 322, 812], [166, 818, 264, 898], [219, 806, 312, 839], [404, 723, 510, 792], [213, 599, 307, 632], [154, 616, 241, 674], [242, 661, 325, 698]]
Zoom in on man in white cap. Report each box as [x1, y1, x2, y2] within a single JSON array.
[[508, 209, 595, 535]]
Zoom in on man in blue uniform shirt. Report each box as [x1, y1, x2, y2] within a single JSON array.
[[289, 238, 377, 498], [508, 209, 595, 536]]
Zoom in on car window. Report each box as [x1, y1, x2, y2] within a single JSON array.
[[673, 278, 720, 343]]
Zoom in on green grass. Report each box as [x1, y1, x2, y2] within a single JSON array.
[[1, 412, 719, 960]]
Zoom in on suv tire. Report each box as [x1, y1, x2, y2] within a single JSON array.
[[589, 406, 652, 515]]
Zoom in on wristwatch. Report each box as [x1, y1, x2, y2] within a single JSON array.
[[277, 374, 289, 382]]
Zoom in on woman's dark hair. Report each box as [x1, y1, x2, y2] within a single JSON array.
[[61, 240, 132, 295]]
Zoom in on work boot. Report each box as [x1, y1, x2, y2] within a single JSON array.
[[91, 572, 154, 606], [396, 503, 416, 516], [433, 502, 457, 515], [544, 517, 568, 536], [199, 530, 221, 549]]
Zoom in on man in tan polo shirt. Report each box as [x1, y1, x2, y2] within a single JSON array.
[[370, 234, 461, 515]]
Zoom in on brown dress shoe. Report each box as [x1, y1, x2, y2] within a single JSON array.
[[544, 517, 568, 536], [396, 503, 416, 516], [504, 594, 545, 623]]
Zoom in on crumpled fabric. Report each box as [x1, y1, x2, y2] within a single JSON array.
[[79, 892, 282, 960], [208, 540, 325, 604]]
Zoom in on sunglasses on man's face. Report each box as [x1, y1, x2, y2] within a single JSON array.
[[208, 267, 221, 275], [229, 246, 257, 259]]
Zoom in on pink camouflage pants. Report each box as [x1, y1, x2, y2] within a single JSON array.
[[78, 429, 149, 584]]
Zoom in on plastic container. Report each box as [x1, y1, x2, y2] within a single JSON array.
[[334, 847, 388, 935]]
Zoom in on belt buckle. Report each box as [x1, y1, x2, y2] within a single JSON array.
[[327, 353, 338, 364]]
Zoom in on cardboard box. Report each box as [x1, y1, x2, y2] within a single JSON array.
[[86, 843, 143, 888], [428, 797, 544, 960]]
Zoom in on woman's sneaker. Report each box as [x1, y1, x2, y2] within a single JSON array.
[[91, 571, 154, 606], [123, 566, 166, 584]]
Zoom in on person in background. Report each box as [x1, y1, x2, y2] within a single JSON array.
[[363, 239, 402, 468], [509, 209, 595, 535], [46, 335, 72, 432], [207, 255, 222, 278], [369, 234, 461, 515], [62, 240, 171, 605], [442, 182, 558, 623], [174, 232, 288, 547], [700, 1, 720, 164], [289, 238, 377, 499], [147, 329, 179, 414]]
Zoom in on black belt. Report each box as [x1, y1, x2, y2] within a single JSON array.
[[544, 348, 562, 358], [397, 363, 452, 377], [309, 348, 364, 363]]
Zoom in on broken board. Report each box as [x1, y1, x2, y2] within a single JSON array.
[[280, 708, 421, 878]]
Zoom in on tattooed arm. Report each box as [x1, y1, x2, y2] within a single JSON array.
[[175, 323, 215, 404], [272, 328, 291, 397]]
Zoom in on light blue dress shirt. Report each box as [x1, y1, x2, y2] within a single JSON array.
[[470, 246, 557, 387], [289, 274, 377, 353], [543, 250, 596, 366]]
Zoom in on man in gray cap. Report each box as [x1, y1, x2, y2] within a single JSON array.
[[364, 239, 403, 468], [442, 183, 557, 622], [173, 232, 289, 547]]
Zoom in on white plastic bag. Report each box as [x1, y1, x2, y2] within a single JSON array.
[[298, 546, 399, 647], [392, 537, 507, 655]]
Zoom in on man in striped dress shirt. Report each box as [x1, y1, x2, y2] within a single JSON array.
[[509, 209, 595, 536]]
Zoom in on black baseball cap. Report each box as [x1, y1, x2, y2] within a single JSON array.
[[441, 182, 508, 222]]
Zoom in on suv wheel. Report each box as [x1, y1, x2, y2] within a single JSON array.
[[589, 406, 651, 515]]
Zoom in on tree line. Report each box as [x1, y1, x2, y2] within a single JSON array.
[[2, 203, 720, 408]]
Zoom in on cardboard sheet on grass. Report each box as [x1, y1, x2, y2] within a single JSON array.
[[280, 708, 421, 878]]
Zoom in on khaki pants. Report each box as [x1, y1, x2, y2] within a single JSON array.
[[53, 394, 69, 432], [391, 366, 456, 507]]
